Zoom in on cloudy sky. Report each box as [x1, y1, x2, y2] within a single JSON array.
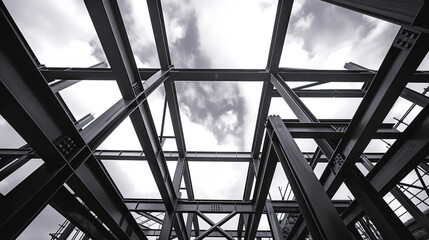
[[1, 0, 428, 239]]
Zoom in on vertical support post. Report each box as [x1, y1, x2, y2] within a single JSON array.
[[358, 219, 377, 240], [57, 222, 75, 240], [266, 200, 285, 240], [267, 116, 352, 240], [159, 212, 175, 240], [245, 133, 278, 240]]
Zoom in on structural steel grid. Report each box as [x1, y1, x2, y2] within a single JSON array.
[[0, 0, 429, 239]]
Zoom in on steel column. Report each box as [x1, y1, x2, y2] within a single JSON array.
[[159, 212, 175, 240], [266, 200, 285, 240], [267, 116, 352, 240], [245, 133, 278, 240], [319, 27, 429, 197], [266, 0, 294, 72], [68, 157, 149, 240], [84, 1, 187, 239], [147, 0, 172, 70], [164, 79, 186, 156]]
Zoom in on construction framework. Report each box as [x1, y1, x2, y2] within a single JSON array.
[[1, 0, 429, 239]]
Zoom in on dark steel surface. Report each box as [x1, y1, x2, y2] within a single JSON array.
[[1, 0, 429, 239]]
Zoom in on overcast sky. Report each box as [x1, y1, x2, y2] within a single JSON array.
[[1, 0, 428, 239]]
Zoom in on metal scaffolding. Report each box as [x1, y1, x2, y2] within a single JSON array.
[[0, 0, 429, 239]]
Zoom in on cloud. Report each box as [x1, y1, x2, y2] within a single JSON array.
[[259, 0, 277, 10], [158, 0, 253, 150], [289, 0, 376, 56], [176, 81, 246, 150], [88, 38, 107, 63], [281, 0, 400, 69], [162, 0, 211, 68], [116, 0, 160, 68], [3, 0, 105, 67], [114, 1, 250, 151], [191, 0, 277, 69]]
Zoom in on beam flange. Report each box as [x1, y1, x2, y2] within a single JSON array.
[[267, 116, 352, 240]]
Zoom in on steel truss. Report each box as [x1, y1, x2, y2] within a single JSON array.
[[1, 0, 429, 239]]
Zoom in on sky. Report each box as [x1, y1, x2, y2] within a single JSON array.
[[1, 0, 429, 239]]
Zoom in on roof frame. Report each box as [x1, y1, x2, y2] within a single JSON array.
[[1, 0, 429, 239]]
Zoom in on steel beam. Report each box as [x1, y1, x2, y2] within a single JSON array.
[[292, 89, 365, 98], [266, 0, 294, 72], [267, 116, 352, 240], [266, 200, 285, 240], [0, 163, 73, 239], [0, 155, 31, 182], [80, 98, 137, 148], [271, 74, 335, 159], [84, 1, 187, 239], [360, 154, 429, 233], [283, 122, 400, 139], [237, 163, 255, 239], [170, 157, 188, 240], [183, 161, 200, 235], [321, 0, 428, 32], [137, 212, 163, 225], [41, 67, 158, 82], [292, 81, 329, 91], [0, 4, 86, 237], [401, 87, 429, 107], [366, 102, 429, 196], [272, 49, 428, 237], [343, 62, 429, 107], [49, 62, 107, 93], [68, 157, 148, 240], [84, 0, 143, 98], [240, 75, 273, 239], [195, 211, 237, 240], [342, 103, 429, 227], [39, 67, 429, 82], [164, 79, 186, 156], [75, 113, 95, 131], [358, 218, 378, 240], [345, 167, 414, 240], [126, 199, 350, 213], [319, 27, 429, 197], [278, 69, 429, 82], [50, 187, 116, 240], [245, 133, 278, 240], [278, 69, 375, 82], [0, 4, 86, 165], [1, 2, 149, 239], [159, 212, 175, 239], [170, 69, 270, 81], [251, 77, 273, 160], [56, 222, 75, 240], [143, 229, 273, 238], [147, 0, 171, 70], [4, 149, 390, 163]]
